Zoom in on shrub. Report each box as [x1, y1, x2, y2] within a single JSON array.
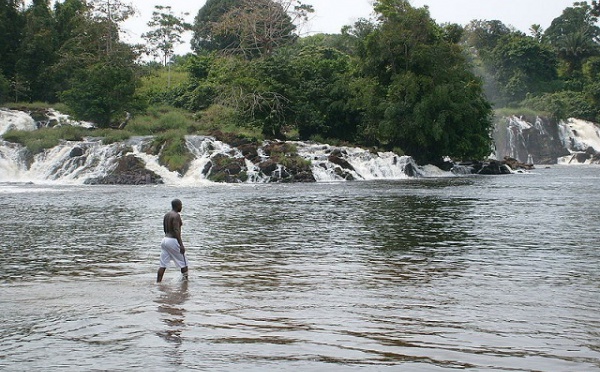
[[3, 126, 87, 154], [152, 130, 194, 173]]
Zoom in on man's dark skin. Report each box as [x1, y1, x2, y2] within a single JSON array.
[[157, 199, 188, 282]]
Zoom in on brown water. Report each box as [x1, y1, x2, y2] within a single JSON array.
[[1, 166, 599, 371]]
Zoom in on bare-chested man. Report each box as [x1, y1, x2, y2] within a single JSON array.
[[157, 199, 188, 282]]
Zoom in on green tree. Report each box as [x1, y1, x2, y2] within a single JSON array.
[[278, 45, 358, 141], [462, 19, 512, 58], [15, 0, 58, 102], [544, 2, 600, 77], [356, 0, 493, 163], [0, 0, 25, 84], [0, 71, 9, 103], [143, 6, 191, 67], [88, 0, 136, 54], [191, 0, 243, 53], [56, 0, 142, 126], [60, 59, 139, 126], [54, 0, 89, 47], [490, 33, 558, 104]]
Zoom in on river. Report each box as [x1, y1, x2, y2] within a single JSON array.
[[1, 165, 599, 371]]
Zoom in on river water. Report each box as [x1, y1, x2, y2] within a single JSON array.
[[1, 166, 599, 371]]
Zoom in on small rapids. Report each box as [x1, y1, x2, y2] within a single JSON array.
[[0, 135, 428, 185]]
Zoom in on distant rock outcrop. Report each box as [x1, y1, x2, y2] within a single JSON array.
[[493, 116, 600, 164]]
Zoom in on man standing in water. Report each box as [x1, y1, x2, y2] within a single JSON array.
[[157, 199, 188, 282]]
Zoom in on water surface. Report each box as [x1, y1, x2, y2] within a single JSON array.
[[1, 166, 599, 371]]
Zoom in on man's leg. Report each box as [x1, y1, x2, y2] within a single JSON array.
[[180, 266, 188, 280], [157, 267, 166, 283]]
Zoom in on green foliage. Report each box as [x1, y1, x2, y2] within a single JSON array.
[[356, 0, 493, 163], [125, 105, 197, 135], [191, 0, 242, 53], [0, 71, 9, 103], [490, 33, 559, 104], [3, 125, 87, 155], [151, 129, 194, 173], [15, 0, 58, 102], [93, 128, 133, 144], [0, 0, 24, 82], [521, 90, 597, 122], [60, 59, 140, 127]]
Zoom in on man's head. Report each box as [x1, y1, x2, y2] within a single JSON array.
[[171, 198, 182, 212]]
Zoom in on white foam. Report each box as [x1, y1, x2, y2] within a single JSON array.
[[0, 109, 36, 136]]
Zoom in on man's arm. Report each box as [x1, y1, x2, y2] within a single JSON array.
[[175, 214, 185, 253]]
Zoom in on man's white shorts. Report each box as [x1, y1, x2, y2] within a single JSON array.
[[160, 237, 187, 268]]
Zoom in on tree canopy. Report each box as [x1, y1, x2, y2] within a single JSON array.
[[3, 0, 598, 163]]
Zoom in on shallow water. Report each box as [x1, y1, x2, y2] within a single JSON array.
[[1, 166, 599, 371]]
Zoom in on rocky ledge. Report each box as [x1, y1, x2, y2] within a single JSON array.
[[453, 157, 534, 175], [84, 154, 163, 185]]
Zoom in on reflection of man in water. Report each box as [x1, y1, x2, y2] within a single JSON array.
[[157, 199, 188, 283], [156, 280, 189, 362]]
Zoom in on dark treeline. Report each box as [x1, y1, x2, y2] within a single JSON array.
[[1, 0, 599, 164]]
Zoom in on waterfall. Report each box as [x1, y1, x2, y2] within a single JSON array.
[[294, 142, 424, 181], [0, 133, 433, 185], [557, 119, 600, 164], [0, 109, 37, 135], [7, 108, 600, 185], [494, 116, 532, 163]]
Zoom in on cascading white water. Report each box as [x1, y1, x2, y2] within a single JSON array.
[[0, 140, 29, 180], [0, 133, 433, 184], [294, 142, 424, 181], [1, 139, 124, 184], [9, 109, 599, 185], [495, 116, 532, 163], [0, 109, 37, 135], [558, 119, 600, 152]]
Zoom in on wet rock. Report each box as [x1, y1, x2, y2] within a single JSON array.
[[502, 156, 534, 171], [477, 160, 512, 175], [205, 154, 247, 183], [84, 155, 163, 185], [238, 143, 259, 161], [328, 154, 355, 172], [69, 147, 84, 158], [258, 159, 279, 175]]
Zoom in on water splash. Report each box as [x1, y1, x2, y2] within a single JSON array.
[[0, 109, 37, 136]]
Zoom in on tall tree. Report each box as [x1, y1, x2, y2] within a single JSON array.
[[214, 0, 312, 58], [16, 0, 58, 102], [88, 0, 136, 54], [191, 0, 242, 53], [192, 0, 312, 57], [142, 5, 191, 67], [490, 33, 558, 103], [544, 2, 600, 76], [357, 0, 493, 164], [56, 0, 142, 126], [54, 0, 89, 47], [0, 0, 25, 84]]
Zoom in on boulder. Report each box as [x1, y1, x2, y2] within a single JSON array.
[[258, 159, 279, 175], [84, 155, 163, 185], [205, 154, 247, 183], [69, 147, 84, 158], [328, 154, 355, 172]]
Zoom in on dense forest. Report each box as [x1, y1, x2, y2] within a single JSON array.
[[1, 0, 600, 165]]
